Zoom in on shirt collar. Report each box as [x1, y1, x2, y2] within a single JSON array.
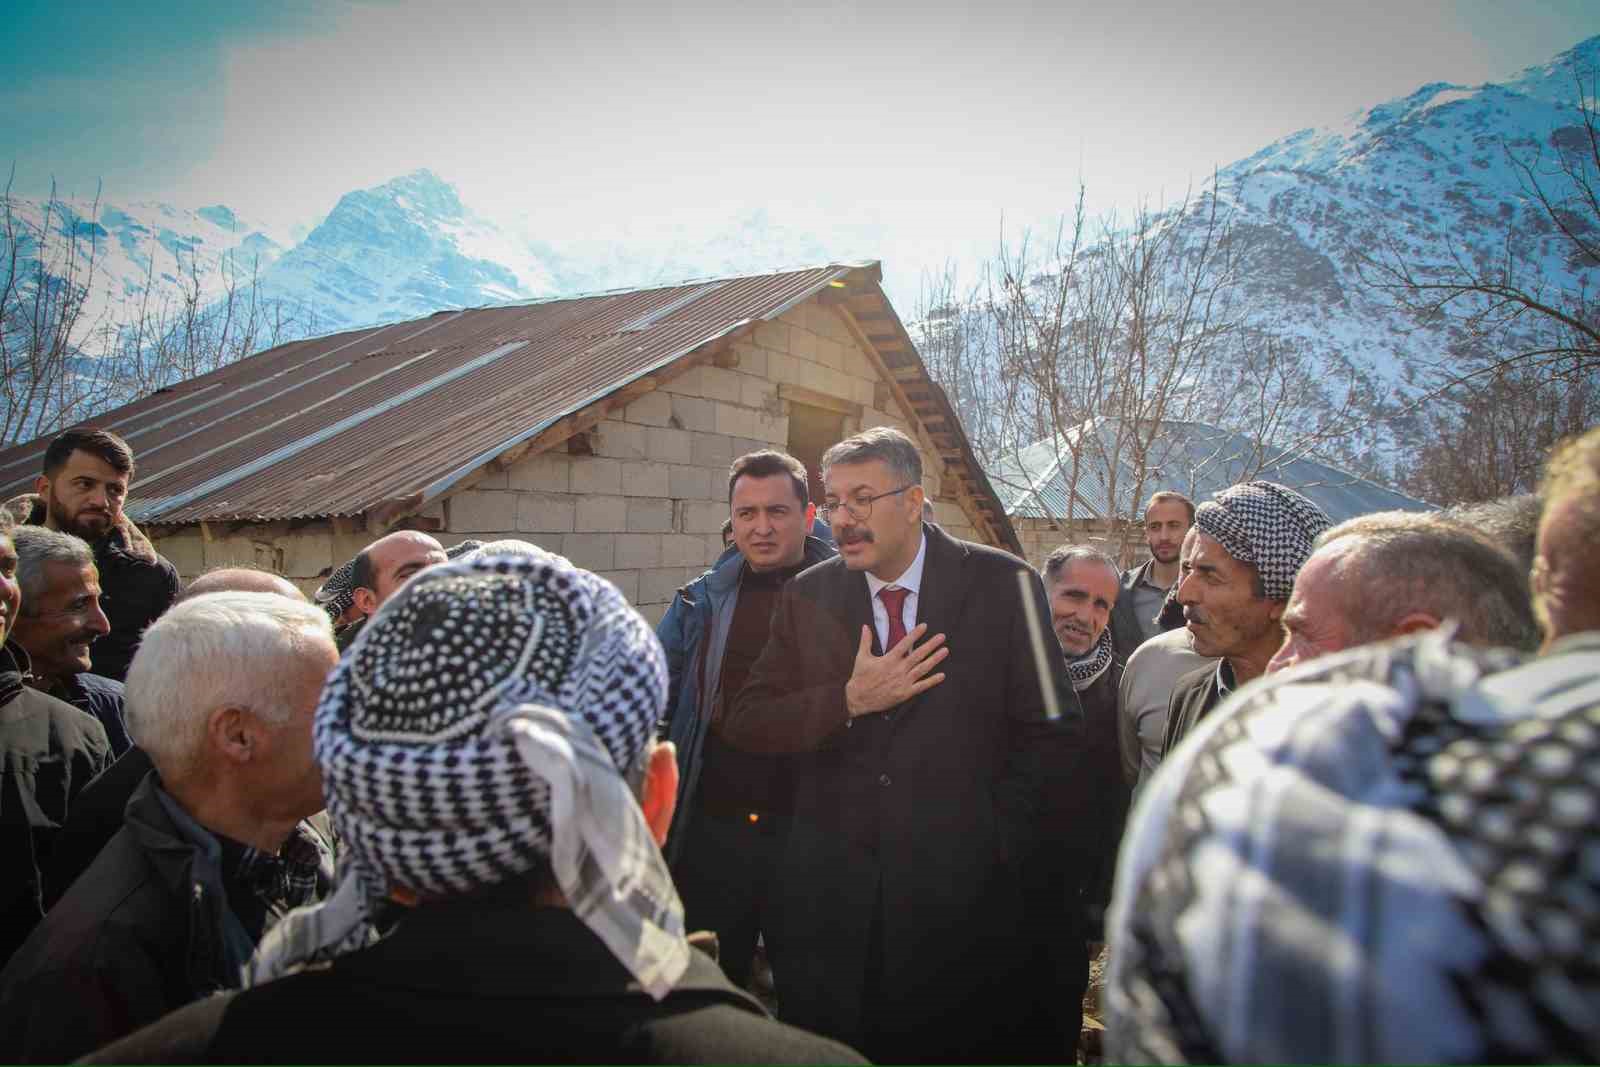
[[1216, 658, 1239, 697], [865, 531, 928, 599]]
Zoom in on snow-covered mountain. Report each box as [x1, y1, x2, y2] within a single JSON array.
[[1, 193, 295, 332], [6, 32, 1597, 455], [1208, 36, 1600, 399]]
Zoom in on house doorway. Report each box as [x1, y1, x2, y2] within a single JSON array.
[[786, 401, 846, 504]]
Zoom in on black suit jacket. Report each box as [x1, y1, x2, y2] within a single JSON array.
[[722, 522, 1080, 1062]]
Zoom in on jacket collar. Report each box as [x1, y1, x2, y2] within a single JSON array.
[[0, 640, 32, 705], [706, 534, 836, 596], [345, 902, 762, 1008]]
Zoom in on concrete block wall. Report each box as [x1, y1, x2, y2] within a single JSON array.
[[438, 298, 990, 624]]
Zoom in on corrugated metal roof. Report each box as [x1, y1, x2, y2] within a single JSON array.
[[0, 266, 864, 522], [0, 262, 1019, 553], [990, 418, 1432, 524]]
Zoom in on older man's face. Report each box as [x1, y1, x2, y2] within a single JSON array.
[[11, 560, 109, 680], [1177, 530, 1283, 660], [0, 534, 19, 645], [1266, 548, 1361, 673], [252, 635, 340, 822], [1049, 559, 1120, 657]]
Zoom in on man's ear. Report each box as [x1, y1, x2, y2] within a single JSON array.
[[1390, 611, 1442, 637], [32, 475, 50, 505], [640, 741, 679, 847], [351, 587, 378, 617], [208, 705, 255, 765]]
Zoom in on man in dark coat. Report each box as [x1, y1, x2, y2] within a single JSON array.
[[1022, 545, 1131, 1058], [0, 522, 113, 966], [1109, 491, 1192, 662], [0, 592, 338, 1062], [657, 450, 835, 992], [1162, 482, 1330, 758], [26, 429, 180, 681], [83, 547, 865, 1065], [41, 568, 313, 911], [9, 525, 130, 755], [722, 427, 1080, 1064]]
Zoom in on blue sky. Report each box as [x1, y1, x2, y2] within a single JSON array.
[[5, 0, 1599, 262]]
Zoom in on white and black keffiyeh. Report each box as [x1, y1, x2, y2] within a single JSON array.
[[1192, 481, 1331, 601], [1067, 627, 1115, 692], [244, 548, 689, 998], [315, 557, 358, 622], [1106, 630, 1600, 1064]]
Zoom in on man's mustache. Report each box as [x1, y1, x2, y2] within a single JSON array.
[[836, 529, 875, 546], [1184, 607, 1208, 626]]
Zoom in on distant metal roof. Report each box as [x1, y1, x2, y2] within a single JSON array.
[[990, 417, 1432, 524], [0, 262, 1020, 551]]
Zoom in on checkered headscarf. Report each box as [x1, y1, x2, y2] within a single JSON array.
[[1193, 481, 1331, 601], [314, 557, 358, 622], [245, 549, 689, 998]]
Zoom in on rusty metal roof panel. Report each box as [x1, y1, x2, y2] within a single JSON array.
[[0, 264, 867, 523]]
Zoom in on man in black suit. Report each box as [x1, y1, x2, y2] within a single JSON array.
[[723, 426, 1080, 1064]]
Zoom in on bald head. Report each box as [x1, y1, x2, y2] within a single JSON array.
[[351, 530, 447, 615], [180, 567, 306, 603]]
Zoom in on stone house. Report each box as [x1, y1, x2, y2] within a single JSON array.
[[0, 263, 1017, 624]]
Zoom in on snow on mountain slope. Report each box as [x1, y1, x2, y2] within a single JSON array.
[[2, 192, 294, 332]]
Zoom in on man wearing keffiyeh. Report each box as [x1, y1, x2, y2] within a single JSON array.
[[1021, 545, 1132, 1058], [1160, 480, 1331, 759], [79, 545, 866, 1065]]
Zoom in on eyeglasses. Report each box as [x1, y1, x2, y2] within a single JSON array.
[[819, 484, 915, 524]]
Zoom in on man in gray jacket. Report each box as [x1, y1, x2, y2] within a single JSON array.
[[656, 450, 834, 991]]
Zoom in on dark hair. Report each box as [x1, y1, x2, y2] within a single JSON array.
[[1145, 490, 1195, 524], [727, 450, 809, 505], [349, 549, 375, 593], [720, 517, 734, 538], [821, 426, 922, 486], [43, 428, 135, 479], [1042, 544, 1121, 586]]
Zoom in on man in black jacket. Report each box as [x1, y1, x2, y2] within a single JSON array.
[[0, 521, 112, 966], [1024, 545, 1130, 1059], [28, 429, 179, 681], [723, 427, 1080, 1064], [82, 546, 864, 1065], [0, 591, 338, 1063]]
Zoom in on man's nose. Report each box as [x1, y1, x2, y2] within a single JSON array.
[[86, 600, 110, 636]]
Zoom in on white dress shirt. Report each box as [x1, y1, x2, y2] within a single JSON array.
[[864, 533, 927, 651]]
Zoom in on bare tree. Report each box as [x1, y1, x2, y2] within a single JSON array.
[[1361, 63, 1600, 439], [3, 174, 325, 443]]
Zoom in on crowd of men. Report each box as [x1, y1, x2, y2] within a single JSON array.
[[0, 419, 1594, 1064]]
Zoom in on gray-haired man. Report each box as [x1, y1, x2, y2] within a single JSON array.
[[9, 526, 129, 755]]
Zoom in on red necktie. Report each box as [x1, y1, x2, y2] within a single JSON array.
[[879, 586, 909, 651]]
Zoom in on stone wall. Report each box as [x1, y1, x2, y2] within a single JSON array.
[[152, 297, 996, 624], [439, 300, 985, 625]]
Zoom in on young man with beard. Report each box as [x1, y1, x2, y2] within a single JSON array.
[[1022, 545, 1131, 1059], [1162, 481, 1331, 757], [657, 450, 834, 993], [29, 430, 179, 681], [1109, 492, 1192, 662], [721, 427, 1079, 1064]]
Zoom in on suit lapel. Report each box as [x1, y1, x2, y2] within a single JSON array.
[[914, 522, 973, 636]]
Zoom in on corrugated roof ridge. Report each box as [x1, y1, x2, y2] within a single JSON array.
[[483, 259, 883, 312]]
